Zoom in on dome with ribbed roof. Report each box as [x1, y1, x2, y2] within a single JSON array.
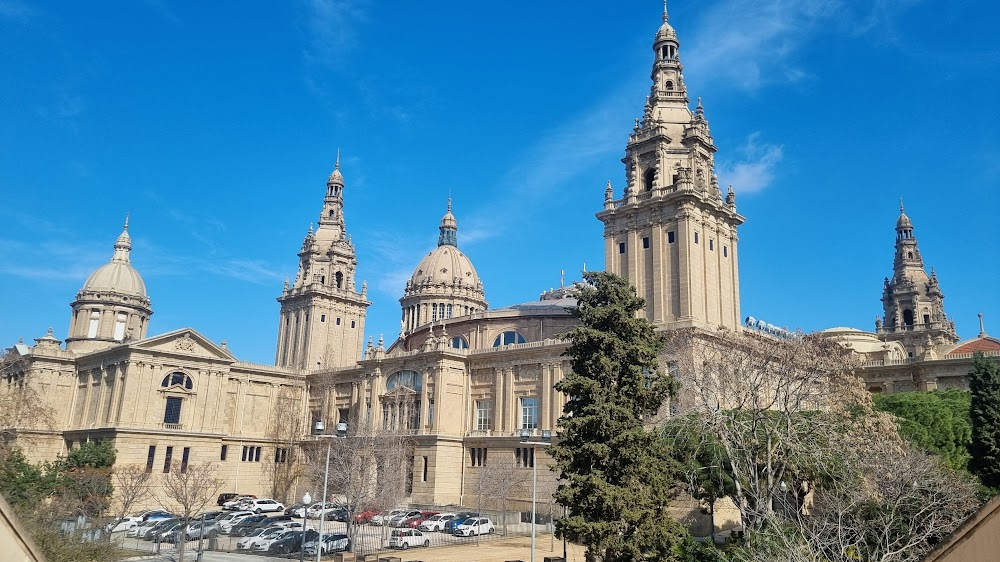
[[81, 218, 148, 299]]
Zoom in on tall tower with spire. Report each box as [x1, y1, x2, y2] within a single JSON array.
[[66, 216, 153, 353], [876, 203, 958, 357], [596, 6, 744, 331], [275, 156, 370, 370]]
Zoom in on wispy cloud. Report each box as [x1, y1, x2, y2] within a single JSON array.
[[302, 0, 367, 67], [683, 0, 918, 92], [36, 95, 85, 130], [0, 0, 37, 21], [715, 132, 784, 194]]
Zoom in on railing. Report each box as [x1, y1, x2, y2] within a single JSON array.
[[232, 361, 304, 375], [469, 339, 566, 356], [162, 423, 183, 430]]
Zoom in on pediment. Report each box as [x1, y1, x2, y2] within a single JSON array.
[[129, 328, 235, 361]]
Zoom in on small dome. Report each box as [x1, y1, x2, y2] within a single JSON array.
[[896, 211, 912, 229], [327, 151, 344, 186], [656, 20, 676, 42], [81, 220, 148, 299], [408, 245, 482, 290]]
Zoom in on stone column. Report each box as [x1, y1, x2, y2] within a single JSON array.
[[540, 363, 552, 431]]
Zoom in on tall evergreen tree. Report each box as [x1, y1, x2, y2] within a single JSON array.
[[550, 271, 685, 562], [969, 352, 1000, 488]]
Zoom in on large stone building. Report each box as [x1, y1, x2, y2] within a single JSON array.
[[3, 6, 995, 519]]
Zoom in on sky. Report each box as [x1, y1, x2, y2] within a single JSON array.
[[1, 1, 998, 365]]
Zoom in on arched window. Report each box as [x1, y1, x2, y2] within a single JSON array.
[[450, 336, 469, 350], [665, 80, 674, 90], [903, 309, 914, 327], [386, 370, 422, 392], [161, 372, 193, 390], [492, 331, 526, 347], [643, 169, 655, 192], [335, 272, 344, 289]]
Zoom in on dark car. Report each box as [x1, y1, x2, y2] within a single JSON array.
[[229, 514, 269, 536], [443, 512, 478, 533], [217, 492, 240, 506], [285, 502, 308, 516], [237, 514, 294, 537], [141, 518, 180, 540], [260, 514, 294, 526], [324, 507, 349, 521], [268, 529, 319, 555]]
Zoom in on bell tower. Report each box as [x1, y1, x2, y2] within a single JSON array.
[[276, 154, 370, 370], [596, 6, 744, 331], [876, 202, 958, 357]]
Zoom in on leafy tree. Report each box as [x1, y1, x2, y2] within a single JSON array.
[[873, 389, 971, 470], [663, 417, 735, 543], [0, 447, 61, 508], [550, 271, 686, 562], [969, 352, 1000, 488]]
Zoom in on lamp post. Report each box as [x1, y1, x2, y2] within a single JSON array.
[[520, 428, 552, 562], [313, 420, 348, 562], [300, 492, 312, 562]]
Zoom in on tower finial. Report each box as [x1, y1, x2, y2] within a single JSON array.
[[123, 212, 130, 230], [447, 197, 452, 213], [335, 148, 341, 170], [980, 313, 987, 338], [663, 0, 669, 22], [899, 197, 904, 213]]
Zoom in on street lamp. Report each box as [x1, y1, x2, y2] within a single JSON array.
[[520, 428, 553, 562], [313, 420, 347, 562], [300, 492, 312, 562]]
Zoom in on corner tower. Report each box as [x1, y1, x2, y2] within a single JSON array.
[[399, 200, 487, 335], [276, 156, 370, 370], [596, 7, 744, 331], [66, 216, 153, 353], [876, 203, 958, 357]]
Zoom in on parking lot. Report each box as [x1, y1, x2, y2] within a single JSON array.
[[118, 517, 584, 561]]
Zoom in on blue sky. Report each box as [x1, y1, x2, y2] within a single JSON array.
[[2, 1, 998, 365]]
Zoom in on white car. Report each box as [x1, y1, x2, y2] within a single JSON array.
[[223, 496, 256, 510], [237, 527, 279, 550], [253, 529, 301, 552], [306, 502, 335, 519], [127, 520, 159, 538], [248, 498, 285, 513], [453, 517, 495, 537], [304, 533, 350, 555], [418, 512, 457, 532], [388, 528, 430, 549], [216, 511, 253, 534], [371, 509, 406, 526]]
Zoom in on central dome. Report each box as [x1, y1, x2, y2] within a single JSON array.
[[408, 245, 481, 289], [81, 221, 148, 299]]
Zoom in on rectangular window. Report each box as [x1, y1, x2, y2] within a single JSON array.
[[422, 456, 428, 482], [145, 446, 156, 473], [321, 314, 326, 322], [254, 446, 261, 462], [694, 232, 699, 244], [113, 312, 127, 341], [668, 231, 675, 243], [709, 239, 714, 251], [475, 400, 493, 431], [446, 304, 453, 318], [181, 447, 190, 473], [220, 445, 228, 461], [336, 317, 341, 325], [241, 445, 248, 462], [642, 236, 650, 249], [428, 399, 435, 427], [520, 397, 539, 430], [469, 447, 488, 467], [275, 447, 288, 463], [87, 311, 100, 338], [163, 446, 173, 473], [351, 320, 356, 328], [516, 447, 535, 468], [618, 242, 626, 254], [163, 397, 182, 424], [723, 246, 728, 257]]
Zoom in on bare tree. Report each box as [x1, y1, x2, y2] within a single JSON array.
[[0, 348, 55, 454], [262, 388, 305, 504], [304, 415, 414, 556], [110, 465, 154, 531], [665, 327, 867, 535], [472, 450, 532, 536], [159, 462, 222, 562]]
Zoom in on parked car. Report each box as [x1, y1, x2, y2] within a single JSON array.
[[306, 502, 335, 519], [222, 495, 256, 510], [303, 533, 350, 555], [216, 511, 253, 534], [236, 527, 274, 550], [371, 509, 405, 526], [142, 510, 175, 522], [388, 528, 430, 549], [248, 498, 285, 513], [267, 529, 318, 555], [127, 520, 159, 538], [405, 511, 439, 528], [443, 512, 478, 533], [355, 509, 379, 524], [285, 502, 309, 516], [253, 529, 302, 553], [229, 514, 269, 536], [106, 518, 136, 533], [389, 510, 422, 527], [156, 522, 187, 543], [183, 520, 220, 540], [419, 512, 457, 532], [453, 517, 495, 537], [237, 516, 297, 538], [141, 518, 180, 540], [217, 492, 240, 506]]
